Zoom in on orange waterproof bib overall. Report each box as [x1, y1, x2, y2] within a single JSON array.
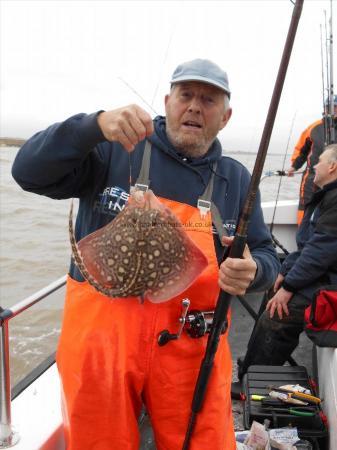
[[57, 197, 235, 450]]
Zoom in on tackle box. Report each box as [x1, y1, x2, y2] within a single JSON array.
[[242, 365, 328, 449]]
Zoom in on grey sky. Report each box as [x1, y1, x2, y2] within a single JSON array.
[[1, 0, 336, 153]]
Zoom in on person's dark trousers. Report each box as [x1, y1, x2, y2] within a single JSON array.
[[238, 292, 311, 380]]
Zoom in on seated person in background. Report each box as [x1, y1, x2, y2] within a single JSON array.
[[236, 143, 337, 386]]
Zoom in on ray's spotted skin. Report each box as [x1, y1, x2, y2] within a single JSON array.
[[69, 190, 208, 303]]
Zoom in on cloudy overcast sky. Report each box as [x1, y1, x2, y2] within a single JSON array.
[[1, 0, 336, 153]]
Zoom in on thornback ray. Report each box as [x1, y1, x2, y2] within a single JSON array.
[[69, 190, 208, 303]]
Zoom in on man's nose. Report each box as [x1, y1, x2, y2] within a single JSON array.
[[188, 97, 201, 113]]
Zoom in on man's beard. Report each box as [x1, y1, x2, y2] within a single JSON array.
[[166, 125, 213, 159]]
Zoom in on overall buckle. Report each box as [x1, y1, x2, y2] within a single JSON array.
[[197, 199, 211, 218], [132, 183, 149, 193]]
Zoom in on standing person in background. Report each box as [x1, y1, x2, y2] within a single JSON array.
[[287, 95, 337, 225], [12, 59, 280, 450]]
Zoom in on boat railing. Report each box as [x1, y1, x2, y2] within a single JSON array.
[[0, 275, 67, 448]]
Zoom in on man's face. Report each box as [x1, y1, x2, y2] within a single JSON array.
[[164, 81, 232, 158], [313, 149, 335, 188]]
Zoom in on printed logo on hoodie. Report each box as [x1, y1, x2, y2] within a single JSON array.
[[93, 186, 129, 217], [212, 219, 236, 236]]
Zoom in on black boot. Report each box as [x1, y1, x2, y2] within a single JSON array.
[[237, 356, 246, 380], [231, 356, 246, 400], [230, 381, 244, 400]]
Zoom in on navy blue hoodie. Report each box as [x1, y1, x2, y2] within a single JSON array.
[[281, 180, 337, 300], [12, 112, 280, 290]]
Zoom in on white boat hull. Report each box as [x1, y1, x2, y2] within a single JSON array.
[[11, 365, 64, 450], [261, 199, 298, 253], [317, 348, 337, 450]]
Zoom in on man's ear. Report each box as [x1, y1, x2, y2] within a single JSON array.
[[220, 108, 232, 130], [330, 160, 337, 173], [164, 94, 170, 106]]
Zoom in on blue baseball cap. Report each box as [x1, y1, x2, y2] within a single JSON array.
[[170, 59, 231, 98]]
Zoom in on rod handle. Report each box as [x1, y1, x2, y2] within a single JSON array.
[[227, 233, 247, 260]]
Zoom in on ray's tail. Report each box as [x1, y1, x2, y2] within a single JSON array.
[[68, 199, 120, 297]]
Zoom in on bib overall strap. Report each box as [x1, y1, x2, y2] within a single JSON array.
[[198, 163, 228, 244], [211, 203, 228, 244], [134, 140, 151, 192]]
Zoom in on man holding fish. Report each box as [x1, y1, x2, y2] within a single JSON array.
[[12, 59, 279, 450]]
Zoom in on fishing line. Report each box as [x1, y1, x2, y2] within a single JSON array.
[[270, 111, 297, 235], [128, 152, 133, 189], [119, 18, 177, 190], [117, 77, 158, 191]]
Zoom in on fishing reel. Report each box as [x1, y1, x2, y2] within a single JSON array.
[[185, 310, 215, 338], [157, 299, 226, 346]]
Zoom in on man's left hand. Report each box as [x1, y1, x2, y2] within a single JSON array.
[[218, 236, 257, 296]]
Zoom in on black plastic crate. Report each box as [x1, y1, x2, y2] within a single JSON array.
[[242, 365, 328, 447]]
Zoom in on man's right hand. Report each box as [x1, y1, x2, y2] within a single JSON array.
[[97, 105, 154, 152]]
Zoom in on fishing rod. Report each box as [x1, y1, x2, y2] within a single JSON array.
[[261, 165, 303, 256], [320, 24, 328, 143], [324, 10, 330, 112], [270, 112, 297, 235], [118, 77, 159, 116], [150, 24, 177, 109], [118, 21, 177, 116], [322, 2, 335, 145], [268, 113, 297, 257], [328, 0, 335, 143], [181, 1, 304, 448]]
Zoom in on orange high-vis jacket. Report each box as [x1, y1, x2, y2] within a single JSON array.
[[291, 119, 324, 224], [291, 119, 323, 170]]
